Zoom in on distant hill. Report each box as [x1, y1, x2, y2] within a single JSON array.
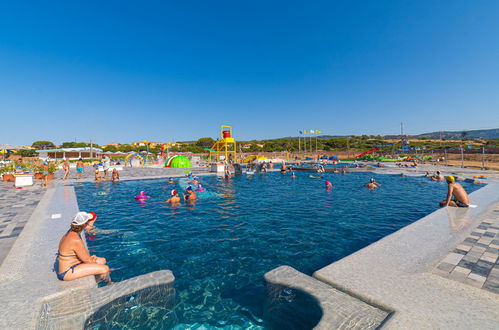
[[411, 128, 499, 140], [274, 128, 499, 141]]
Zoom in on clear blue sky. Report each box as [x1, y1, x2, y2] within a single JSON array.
[[1, 1, 498, 145]]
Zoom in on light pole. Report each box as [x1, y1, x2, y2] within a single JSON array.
[[482, 146, 485, 170], [460, 146, 464, 168]]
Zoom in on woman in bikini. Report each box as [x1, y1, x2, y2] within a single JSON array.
[[62, 158, 70, 180], [56, 212, 111, 283]]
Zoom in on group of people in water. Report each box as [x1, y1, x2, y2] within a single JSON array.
[[95, 167, 120, 183], [166, 173, 202, 205], [308, 164, 469, 207]]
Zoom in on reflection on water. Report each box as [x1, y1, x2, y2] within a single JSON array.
[[445, 207, 474, 232]]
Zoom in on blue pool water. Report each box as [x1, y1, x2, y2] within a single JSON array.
[[75, 172, 482, 329]]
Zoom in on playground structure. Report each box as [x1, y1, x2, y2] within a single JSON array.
[[209, 125, 237, 163], [125, 153, 147, 167], [243, 155, 267, 163], [355, 148, 379, 159], [160, 142, 173, 159]]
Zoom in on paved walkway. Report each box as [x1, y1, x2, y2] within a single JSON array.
[[434, 203, 499, 294], [0, 185, 45, 265]]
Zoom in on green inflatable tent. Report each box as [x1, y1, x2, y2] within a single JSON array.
[[166, 155, 192, 168]]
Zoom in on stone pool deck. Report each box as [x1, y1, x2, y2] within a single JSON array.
[[0, 164, 498, 329], [0, 185, 45, 264]]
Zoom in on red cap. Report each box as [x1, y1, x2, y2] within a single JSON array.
[[88, 212, 97, 221]]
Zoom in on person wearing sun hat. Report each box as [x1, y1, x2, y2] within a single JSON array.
[[55, 212, 111, 283], [166, 190, 180, 204], [439, 175, 470, 207]]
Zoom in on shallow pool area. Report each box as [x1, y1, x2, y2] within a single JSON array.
[[75, 172, 483, 329]]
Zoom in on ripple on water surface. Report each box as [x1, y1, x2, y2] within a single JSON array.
[[75, 172, 482, 329]]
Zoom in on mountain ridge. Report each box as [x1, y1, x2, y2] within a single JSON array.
[[265, 128, 499, 141]]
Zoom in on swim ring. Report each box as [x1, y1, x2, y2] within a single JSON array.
[[195, 184, 206, 191], [134, 191, 150, 199]]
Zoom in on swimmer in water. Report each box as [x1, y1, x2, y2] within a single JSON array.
[[184, 186, 197, 201], [111, 168, 119, 182], [431, 171, 444, 181], [168, 177, 174, 183], [325, 180, 333, 190], [167, 189, 180, 204], [85, 212, 98, 234], [291, 172, 296, 178], [365, 178, 380, 190], [191, 177, 199, 186], [95, 170, 102, 182]]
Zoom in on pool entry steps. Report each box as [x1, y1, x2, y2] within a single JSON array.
[[37, 266, 389, 329], [37, 270, 175, 329], [265, 266, 390, 329]]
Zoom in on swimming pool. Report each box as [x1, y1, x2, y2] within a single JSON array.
[[75, 172, 482, 329]]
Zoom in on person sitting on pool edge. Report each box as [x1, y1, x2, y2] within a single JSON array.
[[365, 178, 380, 189], [167, 189, 180, 204], [431, 171, 444, 181], [56, 212, 111, 283], [184, 186, 197, 201], [439, 176, 470, 207]]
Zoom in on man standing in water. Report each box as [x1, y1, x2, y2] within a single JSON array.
[[167, 189, 180, 204], [431, 171, 444, 181], [184, 186, 197, 201], [440, 176, 470, 207], [94, 170, 103, 182], [365, 178, 380, 190]]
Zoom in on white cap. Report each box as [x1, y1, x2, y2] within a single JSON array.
[[72, 212, 92, 226]]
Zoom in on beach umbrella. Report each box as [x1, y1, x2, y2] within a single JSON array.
[[0, 149, 14, 160]]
